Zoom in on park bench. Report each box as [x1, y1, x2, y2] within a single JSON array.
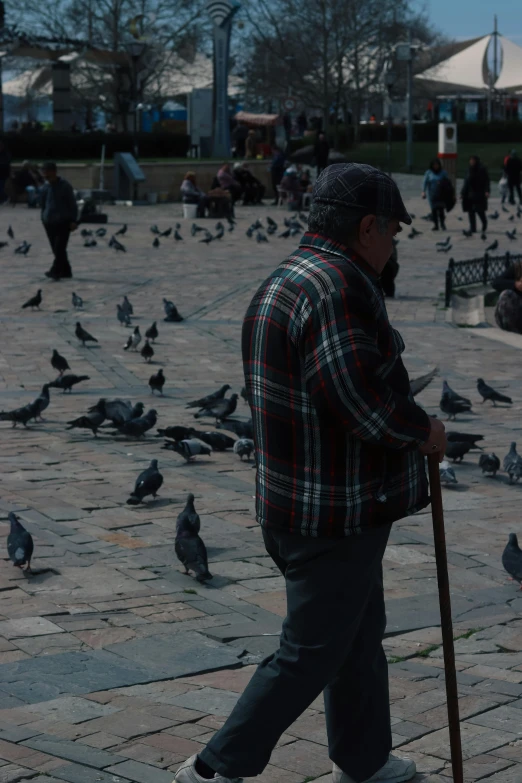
[[445, 252, 519, 307]]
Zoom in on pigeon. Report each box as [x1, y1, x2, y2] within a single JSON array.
[[175, 502, 212, 583], [84, 239, 97, 248], [7, 513, 34, 572], [30, 384, 50, 422], [240, 385, 249, 404], [75, 322, 98, 346], [7, 225, 14, 239], [407, 227, 422, 239], [174, 229, 183, 241], [436, 237, 451, 248], [502, 534, 522, 586], [149, 368, 165, 395], [112, 409, 157, 437], [217, 419, 253, 438], [509, 214, 515, 222], [95, 228, 107, 237], [127, 459, 164, 505], [233, 438, 255, 460], [122, 296, 133, 316], [279, 228, 291, 238], [410, 367, 439, 397], [214, 227, 224, 240], [485, 239, 498, 252], [479, 453, 500, 477], [163, 298, 183, 322], [49, 374, 89, 393], [267, 225, 277, 236], [189, 430, 235, 451], [72, 292, 83, 309], [176, 493, 200, 534], [186, 384, 231, 409], [439, 460, 458, 485], [160, 227, 172, 238], [109, 236, 126, 252], [442, 380, 471, 405], [115, 224, 127, 236], [81, 229, 93, 237], [153, 237, 160, 248], [489, 210, 499, 220], [246, 226, 254, 239], [129, 402, 145, 420], [22, 289, 42, 310], [437, 244, 452, 253], [290, 227, 300, 237], [89, 398, 134, 426], [191, 223, 205, 236], [256, 231, 268, 243], [145, 322, 158, 342], [446, 432, 484, 449], [481, 232, 487, 241], [502, 205, 510, 213], [0, 401, 39, 428], [150, 224, 161, 235], [15, 241, 31, 255], [462, 229, 473, 238], [117, 304, 131, 326], [445, 441, 472, 463], [164, 438, 212, 461], [157, 425, 194, 441], [267, 216, 278, 229], [506, 229, 517, 241], [124, 326, 141, 351], [477, 378, 512, 406], [440, 392, 472, 421], [200, 231, 213, 244], [51, 349, 70, 375], [503, 442, 522, 484], [0, 241, 8, 249], [141, 340, 154, 362], [193, 394, 238, 422], [67, 410, 106, 437]]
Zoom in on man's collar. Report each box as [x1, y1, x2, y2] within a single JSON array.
[[298, 232, 379, 280]]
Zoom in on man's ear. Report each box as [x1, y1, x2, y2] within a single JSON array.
[[357, 214, 375, 247]]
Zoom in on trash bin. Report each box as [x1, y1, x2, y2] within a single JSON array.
[[182, 203, 198, 219]]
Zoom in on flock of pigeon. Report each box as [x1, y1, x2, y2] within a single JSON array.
[[404, 204, 522, 257]]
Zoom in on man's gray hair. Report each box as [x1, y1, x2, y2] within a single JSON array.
[[308, 201, 390, 243]]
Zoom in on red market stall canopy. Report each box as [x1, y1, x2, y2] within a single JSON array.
[[234, 111, 281, 127]]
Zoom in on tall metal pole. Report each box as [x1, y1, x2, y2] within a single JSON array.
[[0, 2, 5, 134], [492, 15, 498, 122], [406, 32, 413, 173]]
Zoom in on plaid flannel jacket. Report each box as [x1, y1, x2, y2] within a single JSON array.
[[242, 233, 431, 537]]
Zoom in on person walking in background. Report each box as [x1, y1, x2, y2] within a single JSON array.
[[0, 140, 11, 204], [314, 132, 330, 175], [461, 155, 489, 235], [40, 161, 78, 280], [174, 163, 446, 783], [245, 129, 257, 159], [504, 149, 522, 205], [270, 145, 286, 205], [422, 158, 449, 231]]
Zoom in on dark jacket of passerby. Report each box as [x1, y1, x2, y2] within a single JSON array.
[[314, 135, 330, 168], [461, 159, 490, 212], [504, 152, 522, 186], [40, 177, 78, 225], [0, 146, 10, 180]]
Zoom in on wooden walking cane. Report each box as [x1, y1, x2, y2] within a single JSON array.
[[427, 454, 464, 783]]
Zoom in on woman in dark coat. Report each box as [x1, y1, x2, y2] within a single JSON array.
[[461, 155, 490, 234], [492, 260, 522, 334]]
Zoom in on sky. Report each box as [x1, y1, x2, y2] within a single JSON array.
[[424, 0, 522, 42]]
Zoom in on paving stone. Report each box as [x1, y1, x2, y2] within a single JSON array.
[[50, 763, 132, 783], [465, 705, 522, 735], [22, 698, 120, 725], [22, 736, 124, 769], [0, 618, 65, 639], [161, 687, 240, 717], [105, 760, 175, 783], [0, 764, 38, 783], [269, 740, 331, 776], [77, 711, 175, 741]]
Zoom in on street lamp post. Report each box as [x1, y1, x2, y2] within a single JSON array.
[[384, 69, 396, 177], [396, 38, 418, 173], [126, 40, 146, 154]]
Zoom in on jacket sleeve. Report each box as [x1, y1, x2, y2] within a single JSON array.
[[492, 267, 517, 293], [63, 182, 78, 221], [303, 289, 431, 450], [422, 171, 429, 191]]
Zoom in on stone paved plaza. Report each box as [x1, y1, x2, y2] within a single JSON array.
[[1, 183, 522, 783]]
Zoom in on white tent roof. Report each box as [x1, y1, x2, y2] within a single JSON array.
[[494, 36, 522, 89], [415, 35, 491, 91]]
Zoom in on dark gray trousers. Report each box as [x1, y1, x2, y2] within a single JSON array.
[[200, 523, 392, 783]]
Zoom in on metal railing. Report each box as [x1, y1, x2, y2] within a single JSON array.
[[445, 252, 521, 307]]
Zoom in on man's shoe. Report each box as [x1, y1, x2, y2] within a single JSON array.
[[332, 753, 416, 783], [59, 271, 73, 279], [45, 270, 60, 280], [174, 754, 241, 783]]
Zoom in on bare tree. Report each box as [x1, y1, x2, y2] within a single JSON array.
[[5, 0, 208, 128]]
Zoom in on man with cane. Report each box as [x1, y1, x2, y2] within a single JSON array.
[[175, 164, 447, 783]]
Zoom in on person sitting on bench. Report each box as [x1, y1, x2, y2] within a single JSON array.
[[180, 172, 209, 218], [492, 260, 522, 334], [233, 163, 265, 205], [217, 163, 243, 202]]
